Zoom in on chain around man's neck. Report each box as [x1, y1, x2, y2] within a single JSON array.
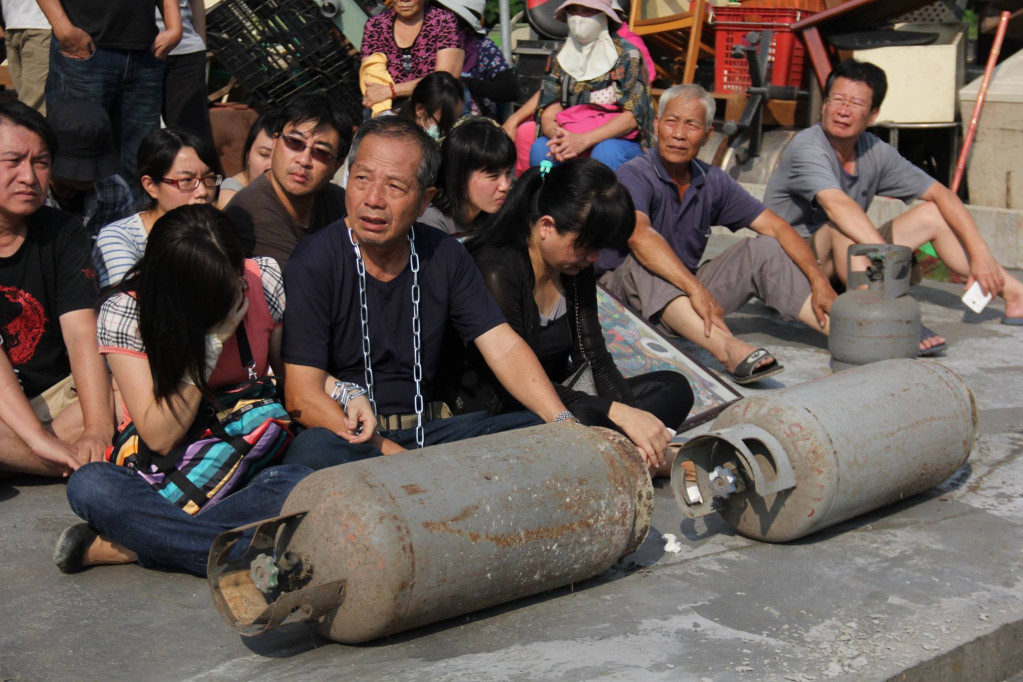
[[346, 225, 425, 448]]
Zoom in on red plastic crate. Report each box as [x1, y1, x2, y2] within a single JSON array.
[[711, 7, 817, 94]]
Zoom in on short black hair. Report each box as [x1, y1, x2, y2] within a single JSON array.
[[824, 58, 888, 110], [433, 117, 516, 224], [0, 100, 57, 157], [136, 128, 224, 210], [274, 91, 355, 159], [241, 109, 278, 172]]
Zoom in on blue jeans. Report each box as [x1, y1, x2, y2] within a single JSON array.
[[45, 43, 163, 189], [66, 462, 313, 577], [286, 410, 543, 470], [529, 136, 642, 172]]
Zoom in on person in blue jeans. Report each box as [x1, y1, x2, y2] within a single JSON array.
[[282, 116, 577, 466], [528, 0, 653, 171], [55, 205, 320, 576], [38, 0, 182, 192]]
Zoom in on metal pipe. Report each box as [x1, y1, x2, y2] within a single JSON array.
[[499, 0, 513, 64], [953, 10, 1010, 193]]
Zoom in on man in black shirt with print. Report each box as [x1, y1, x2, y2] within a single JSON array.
[[0, 102, 114, 476]]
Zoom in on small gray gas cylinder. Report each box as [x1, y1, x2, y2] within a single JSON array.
[[829, 244, 921, 371], [672, 359, 975, 542], [207, 424, 652, 643]]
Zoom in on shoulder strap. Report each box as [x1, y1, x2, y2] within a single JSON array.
[[235, 323, 257, 380]]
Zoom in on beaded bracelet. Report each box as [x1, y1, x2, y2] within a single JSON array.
[[388, 82, 396, 100]]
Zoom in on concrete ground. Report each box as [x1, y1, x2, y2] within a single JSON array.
[[2, 257, 1021, 682]]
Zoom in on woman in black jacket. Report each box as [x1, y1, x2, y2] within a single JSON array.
[[459, 158, 693, 468]]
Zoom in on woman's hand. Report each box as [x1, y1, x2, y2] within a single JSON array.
[[608, 402, 671, 469], [547, 129, 592, 161], [363, 83, 393, 108], [336, 394, 377, 444], [209, 289, 250, 343]]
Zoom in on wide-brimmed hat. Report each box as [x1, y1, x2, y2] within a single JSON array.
[[436, 0, 486, 34], [554, 0, 622, 24], [46, 99, 121, 183]]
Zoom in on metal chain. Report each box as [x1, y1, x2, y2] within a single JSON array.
[[347, 225, 424, 448], [408, 229, 424, 448]]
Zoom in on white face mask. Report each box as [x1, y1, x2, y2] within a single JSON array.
[[424, 121, 440, 140], [567, 13, 607, 45]]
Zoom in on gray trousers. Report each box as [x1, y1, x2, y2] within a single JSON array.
[[600, 236, 811, 333]]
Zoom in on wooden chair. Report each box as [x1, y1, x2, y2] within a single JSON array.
[[627, 0, 713, 83]]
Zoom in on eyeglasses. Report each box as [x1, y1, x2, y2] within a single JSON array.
[[279, 134, 339, 164], [159, 174, 224, 191], [825, 96, 871, 112]]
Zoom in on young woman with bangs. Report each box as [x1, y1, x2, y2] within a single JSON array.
[[420, 116, 515, 236], [456, 157, 694, 470]]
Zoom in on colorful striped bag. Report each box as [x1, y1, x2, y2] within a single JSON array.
[[106, 326, 292, 515]]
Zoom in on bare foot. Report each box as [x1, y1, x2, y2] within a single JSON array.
[[83, 536, 137, 567], [919, 333, 946, 353]]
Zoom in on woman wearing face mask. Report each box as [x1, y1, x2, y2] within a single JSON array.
[[398, 71, 465, 139], [455, 158, 694, 472], [529, 0, 654, 171], [420, 117, 515, 236], [94, 128, 224, 289]]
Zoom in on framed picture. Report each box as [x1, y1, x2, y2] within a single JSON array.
[[597, 284, 741, 431]]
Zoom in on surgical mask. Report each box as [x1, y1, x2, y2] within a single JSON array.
[[424, 121, 440, 140], [567, 13, 607, 45]]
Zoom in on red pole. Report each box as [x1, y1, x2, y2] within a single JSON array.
[[952, 10, 1011, 193]]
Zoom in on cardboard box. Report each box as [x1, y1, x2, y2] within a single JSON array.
[[854, 22, 965, 123]]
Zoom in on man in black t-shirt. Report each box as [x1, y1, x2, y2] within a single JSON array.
[[38, 0, 182, 189], [282, 117, 572, 465], [0, 102, 114, 477], [226, 93, 352, 269]]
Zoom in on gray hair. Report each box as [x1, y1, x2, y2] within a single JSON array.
[[347, 116, 441, 194], [657, 84, 715, 129]]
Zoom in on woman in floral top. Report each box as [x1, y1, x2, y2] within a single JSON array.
[[530, 0, 653, 171], [360, 0, 465, 109]]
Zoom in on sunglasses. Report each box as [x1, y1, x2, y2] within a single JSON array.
[[279, 134, 339, 164], [160, 174, 224, 191]]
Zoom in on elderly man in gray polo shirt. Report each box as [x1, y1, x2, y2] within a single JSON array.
[[599, 84, 835, 384]]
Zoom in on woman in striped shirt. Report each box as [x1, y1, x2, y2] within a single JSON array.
[[93, 128, 224, 289]]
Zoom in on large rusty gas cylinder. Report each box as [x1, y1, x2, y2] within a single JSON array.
[[672, 360, 975, 542], [208, 424, 652, 643], [829, 244, 921, 371]]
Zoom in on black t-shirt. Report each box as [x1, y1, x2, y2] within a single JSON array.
[[0, 208, 99, 398], [283, 220, 505, 416], [63, 0, 159, 51], [226, 173, 347, 269]]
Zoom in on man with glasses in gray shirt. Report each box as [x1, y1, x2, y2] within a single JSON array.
[[764, 58, 1023, 337]]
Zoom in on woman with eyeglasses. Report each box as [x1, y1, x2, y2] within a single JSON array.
[[359, 0, 466, 112], [93, 128, 224, 289]]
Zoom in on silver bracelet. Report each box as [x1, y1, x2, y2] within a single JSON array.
[[331, 381, 367, 413], [554, 410, 577, 423]]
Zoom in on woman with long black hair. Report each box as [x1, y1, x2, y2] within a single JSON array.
[[457, 158, 694, 469], [55, 205, 347, 576]]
